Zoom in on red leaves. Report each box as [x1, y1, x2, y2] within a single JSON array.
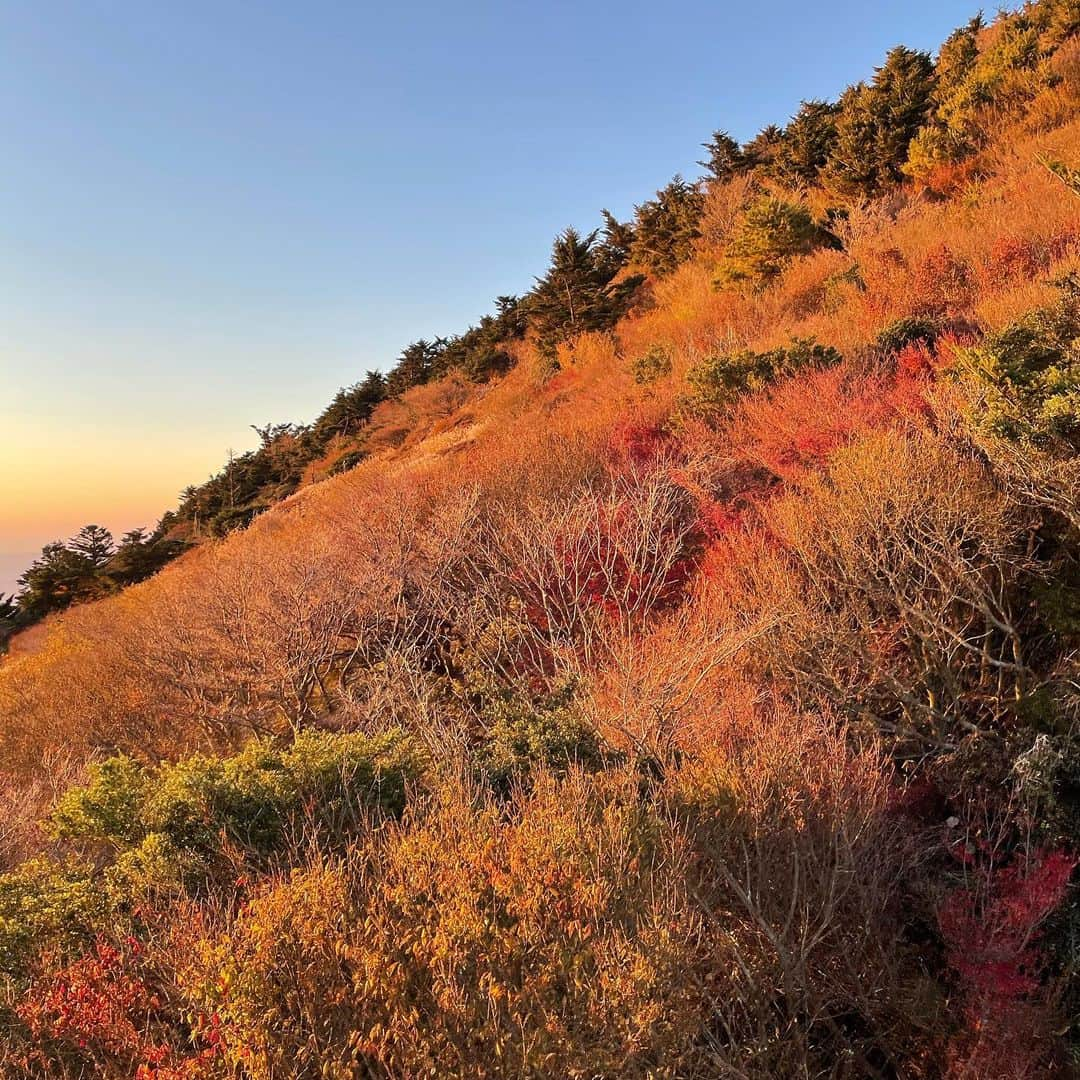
[[940, 848, 1074, 1002], [608, 419, 671, 466], [17, 937, 217, 1078], [910, 244, 975, 318], [981, 235, 1049, 290], [18, 940, 154, 1060], [729, 365, 905, 483], [939, 847, 1076, 1077]]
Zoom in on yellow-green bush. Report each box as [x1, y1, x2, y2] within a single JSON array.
[[51, 729, 424, 861], [716, 196, 832, 286], [0, 859, 105, 979]]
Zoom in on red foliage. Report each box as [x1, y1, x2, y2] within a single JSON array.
[[698, 501, 746, 541], [608, 420, 671, 465], [570, 500, 697, 618], [895, 341, 936, 380], [17, 938, 215, 1078], [939, 848, 1075, 1078], [917, 158, 983, 198], [981, 235, 1048, 289], [729, 365, 923, 483], [1046, 220, 1080, 263], [884, 777, 945, 822], [543, 368, 578, 396]]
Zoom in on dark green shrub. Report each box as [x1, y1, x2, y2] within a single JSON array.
[[874, 316, 939, 357], [329, 449, 367, 476], [687, 337, 842, 413], [479, 683, 603, 790], [631, 346, 673, 385], [954, 297, 1080, 447], [208, 503, 266, 537]]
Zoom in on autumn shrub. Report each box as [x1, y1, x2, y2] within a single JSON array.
[[909, 243, 975, 317], [485, 462, 702, 668], [672, 705, 927, 1076], [727, 362, 918, 483], [939, 845, 1076, 1077], [758, 430, 1037, 752], [607, 417, 671, 466], [12, 937, 214, 1080], [982, 233, 1052, 289], [182, 770, 705, 1080]]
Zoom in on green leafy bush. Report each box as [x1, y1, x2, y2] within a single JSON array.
[[51, 729, 424, 862], [479, 683, 603, 790], [631, 345, 674, 385], [0, 859, 104, 977], [875, 316, 940, 357], [954, 295, 1080, 446], [687, 338, 842, 414]]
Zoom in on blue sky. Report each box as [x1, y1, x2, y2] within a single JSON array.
[[2, 0, 985, 588]]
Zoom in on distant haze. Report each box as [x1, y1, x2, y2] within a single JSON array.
[[0, 553, 34, 598]]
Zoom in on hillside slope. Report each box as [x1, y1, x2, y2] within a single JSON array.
[[4, 3, 1080, 1076]]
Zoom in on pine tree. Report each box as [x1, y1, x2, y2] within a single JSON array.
[[717, 196, 831, 286], [17, 542, 97, 620], [599, 210, 635, 274], [698, 130, 745, 182], [774, 100, 840, 186], [873, 47, 937, 183], [936, 15, 983, 97], [530, 228, 640, 360], [68, 525, 114, 568], [313, 372, 387, 441], [823, 46, 936, 196], [105, 528, 183, 587], [741, 125, 785, 171], [385, 339, 445, 397], [628, 176, 705, 276], [0, 593, 18, 650]]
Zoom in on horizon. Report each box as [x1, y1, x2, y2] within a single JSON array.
[[4, 0, 985, 594]]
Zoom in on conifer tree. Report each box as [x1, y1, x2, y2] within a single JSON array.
[[314, 371, 387, 441], [17, 542, 97, 620], [824, 46, 936, 196], [698, 130, 744, 182], [530, 228, 640, 359], [774, 100, 840, 185], [385, 339, 445, 397], [628, 176, 704, 275], [599, 210, 635, 273], [68, 525, 114, 568], [741, 125, 785, 171], [718, 195, 831, 286]]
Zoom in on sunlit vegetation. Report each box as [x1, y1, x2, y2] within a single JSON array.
[[4, 1, 1080, 1074]]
